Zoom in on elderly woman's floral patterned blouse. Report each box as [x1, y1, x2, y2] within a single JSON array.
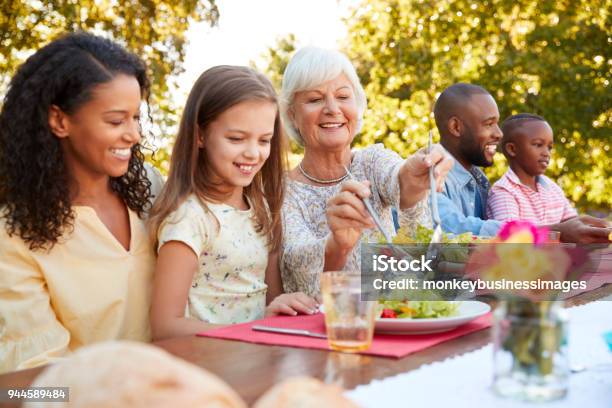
[[281, 144, 431, 297]]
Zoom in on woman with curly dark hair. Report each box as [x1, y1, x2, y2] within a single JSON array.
[[0, 32, 163, 372]]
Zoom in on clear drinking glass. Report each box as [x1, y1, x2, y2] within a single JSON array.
[[320, 271, 376, 353]]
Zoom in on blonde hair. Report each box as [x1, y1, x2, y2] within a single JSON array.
[[279, 47, 367, 145], [149, 66, 287, 251]]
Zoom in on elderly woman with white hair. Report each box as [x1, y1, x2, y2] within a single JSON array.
[[279, 47, 453, 297]]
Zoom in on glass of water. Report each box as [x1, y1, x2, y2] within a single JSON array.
[[320, 271, 376, 352]]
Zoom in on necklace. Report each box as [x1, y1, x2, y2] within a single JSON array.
[[298, 162, 349, 185]]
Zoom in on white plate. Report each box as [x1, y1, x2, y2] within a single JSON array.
[[375, 301, 491, 335]]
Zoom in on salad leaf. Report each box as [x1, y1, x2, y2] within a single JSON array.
[[377, 300, 459, 319], [393, 225, 476, 244], [373, 225, 489, 264]]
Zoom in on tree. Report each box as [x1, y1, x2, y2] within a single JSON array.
[[253, 34, 304, 159], [342, 0, 611, 211], [0, 0, 219, 170], [253, 33, 297, 91]]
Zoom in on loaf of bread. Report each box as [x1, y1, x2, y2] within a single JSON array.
[[253, 377, 359, 408], [25, 341, 246, 408]]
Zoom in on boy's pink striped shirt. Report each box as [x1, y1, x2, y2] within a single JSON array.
[[486, 168, 577, 225]]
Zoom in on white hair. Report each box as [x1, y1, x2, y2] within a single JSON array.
[[280, 47, 367, 145]]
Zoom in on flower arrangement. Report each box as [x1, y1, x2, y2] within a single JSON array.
[[476, 221, 571, 401], [466, 221, 574, 302]]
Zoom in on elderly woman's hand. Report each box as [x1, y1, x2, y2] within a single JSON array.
[[398, 144, 454, 209], [325, 180, 375, 260]]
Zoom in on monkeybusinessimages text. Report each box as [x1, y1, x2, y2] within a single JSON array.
[[370, 255, 587, 293]]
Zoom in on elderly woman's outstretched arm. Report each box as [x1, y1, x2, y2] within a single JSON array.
[[281, 145, 436, 296], [398, 145, 454, 209], [323, 144, 445, 256]]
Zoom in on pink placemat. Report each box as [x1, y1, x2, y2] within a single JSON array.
[[197, 312, 492, 359]]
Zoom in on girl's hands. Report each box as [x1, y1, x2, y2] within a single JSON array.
[[266, 292, 320, 316], [325, 180, 376, 254]]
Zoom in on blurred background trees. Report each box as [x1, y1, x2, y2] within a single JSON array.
[[0, 0, 219, 169], [260, 0, 611, 212], [1, 0, 609, 211]]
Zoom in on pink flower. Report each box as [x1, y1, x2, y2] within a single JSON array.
[[497, 220, 549, 245]]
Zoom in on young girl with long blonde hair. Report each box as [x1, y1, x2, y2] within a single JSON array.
[[148, 66, 318, 339]]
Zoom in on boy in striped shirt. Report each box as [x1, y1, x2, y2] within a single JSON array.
[[486, 113, 577, 225]]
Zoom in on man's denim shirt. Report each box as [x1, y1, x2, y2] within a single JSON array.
[[436, 160, 501, 237]]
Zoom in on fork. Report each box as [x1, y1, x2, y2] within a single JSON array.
[[425, 130, 443, 264], [343, 165, 393, 244]]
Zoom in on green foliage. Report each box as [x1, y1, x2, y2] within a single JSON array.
[[252, 33, 304, 155], [342, 0, 611, 211], [0, 0, 219, 173], [258, 1, 611, 211], [253, 33, 297, 91]]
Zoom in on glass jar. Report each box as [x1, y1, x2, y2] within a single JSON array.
[[492, 300, 569, 402]]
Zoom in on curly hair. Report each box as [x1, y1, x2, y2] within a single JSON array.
[[0, 32, 153, 251]]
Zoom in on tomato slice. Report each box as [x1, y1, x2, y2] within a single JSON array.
[[380, 308, 397, 318]]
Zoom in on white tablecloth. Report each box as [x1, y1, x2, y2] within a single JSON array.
[[346, 298, 612, 407]]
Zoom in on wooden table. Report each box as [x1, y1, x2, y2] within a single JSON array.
[[1, 284, 610, 406]]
